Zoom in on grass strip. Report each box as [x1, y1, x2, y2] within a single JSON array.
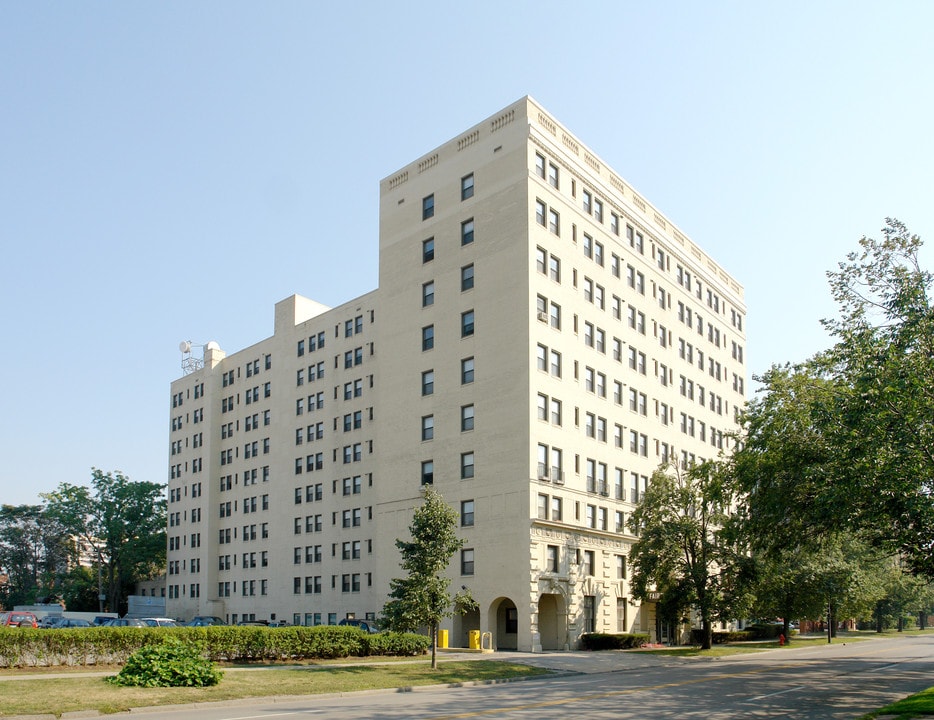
[[0, 660, 550, 717]]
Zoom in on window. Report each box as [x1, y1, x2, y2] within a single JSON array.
[[461, 404, 474, 432], [422, 238, 434, 263], [536, 199, 546, 226], [421, 460, 434, 485], [461, 264, 475, 291], [461, 173, 474, 200], [583, 595, 596, 633], [537, 493, 548, 519], [461, 499, 474, 527], [548, 208, 560, 235], [422, 325, 434, 351], [535, 152, 546, 178], [582, 550, 595, 577], [421, 370, 434, 396], [422, 281, 435, 307], [461, 357, 474, 384], [461, 452, 475, 479], [461, 309, 475, 337], [546, 545, 559, 572], [551, 496, 563, 521], [422, 194, 434, 220], [421, 415, 434, 441], [461, 548, 475, 575], [461, 218, 474, 245], [548, 162, 559, 188]]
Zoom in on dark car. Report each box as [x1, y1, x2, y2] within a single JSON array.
[[187, 616, 226, 626], [337, 618, 379, 634], [52, 618, 92, 629], [0, 611, 39, 628]]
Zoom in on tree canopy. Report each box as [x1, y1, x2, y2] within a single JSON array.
[[628, 461, 749, 649], [42, 469, 166, 614]]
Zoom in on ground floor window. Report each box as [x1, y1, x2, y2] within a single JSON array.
[[583, 595, 596, 633]]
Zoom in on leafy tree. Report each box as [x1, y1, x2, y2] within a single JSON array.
[[872, 558, 934, 631], [732, 364, 843, 559], [381, 487, 475, 668], [42, 469, 166, 614], [628, 461, 748, 649], [0, 504, 71, 608], [818, 219, 934, 577]]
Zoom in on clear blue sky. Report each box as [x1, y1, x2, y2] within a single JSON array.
[[2, 1, 932, 507]]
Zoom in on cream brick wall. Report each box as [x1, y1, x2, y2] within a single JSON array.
[[166, 97, 745, 648]]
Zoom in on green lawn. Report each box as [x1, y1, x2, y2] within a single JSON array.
[[860, 686, 934, 719], [0, 660, 550, 717]]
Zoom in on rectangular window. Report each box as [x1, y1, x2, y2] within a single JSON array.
[[422, 370, 434, 396], [421, 460, 434, 485], [547, 545, 559, 572], [422, 325, 434, 351], [461, 357, 474, 384], [422, 237, 434, 263], [455, 216, 473, 245], [461, 499, 474, 527], [461, 452, 475, 479], [461, 309, 475, 336], [461, 264, 474, 291], [422, 281, 435, 307], [461, 548, 475, 575], [461, 404, 474, 432], [422, 194, 434, 220], [421, 415, 434, 441], [461, 173, 474, 200]]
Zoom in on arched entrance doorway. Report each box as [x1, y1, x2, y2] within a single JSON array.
[[488, 597, 518, 650], [537, 593, 567, 650]]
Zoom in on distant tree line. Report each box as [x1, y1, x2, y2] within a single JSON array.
[[0, 469, 165, 614]]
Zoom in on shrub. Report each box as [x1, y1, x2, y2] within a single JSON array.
[[108, 637, 222, 687], [579, 633, 649, 650], [365, 631, 431, 656]]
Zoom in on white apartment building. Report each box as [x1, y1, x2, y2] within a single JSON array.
[[166, 97, 746, 649]]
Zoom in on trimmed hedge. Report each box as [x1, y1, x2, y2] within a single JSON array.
[[0, 625, 430, 668], [579, 633, 650, 650]]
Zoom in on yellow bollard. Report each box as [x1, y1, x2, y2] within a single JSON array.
[[468, 629, 480, 650], [438, 629, 448, 648]]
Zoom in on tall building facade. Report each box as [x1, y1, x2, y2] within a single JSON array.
[[166, 97, 746, 649]]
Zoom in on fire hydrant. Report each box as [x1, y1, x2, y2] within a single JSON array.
[[779, 634, 785, 646]]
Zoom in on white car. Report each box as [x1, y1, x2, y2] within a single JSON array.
[[140, 617, 180, 627]]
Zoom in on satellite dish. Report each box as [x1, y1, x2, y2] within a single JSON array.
[[179, 341, 192, 353], [205, 341, 220, 351]]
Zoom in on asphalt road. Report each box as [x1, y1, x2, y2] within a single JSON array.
[[115, 635, 934, 720]]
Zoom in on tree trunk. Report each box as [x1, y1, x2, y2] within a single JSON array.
[[700, 615, 712, 650], [430, 622, 438, 669]]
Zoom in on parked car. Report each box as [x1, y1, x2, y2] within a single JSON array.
[[237, 620, 268, 626], [51, 618, 92, 629], [101, 618, 148, 627], [91, 616, 118, 626], [267, 620, 290, 627], [337, 618, 379, 634], [0, 611, 39, 628], [38, 615, 64, 628], [186, 616, 226, 626], [140, 617, 179, 627]]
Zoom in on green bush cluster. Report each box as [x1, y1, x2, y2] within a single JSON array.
[[690, 629, 755, 644], [579, 633, 649, 650], [0, 625, 430, 668], [108, 637, 222, 687]]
